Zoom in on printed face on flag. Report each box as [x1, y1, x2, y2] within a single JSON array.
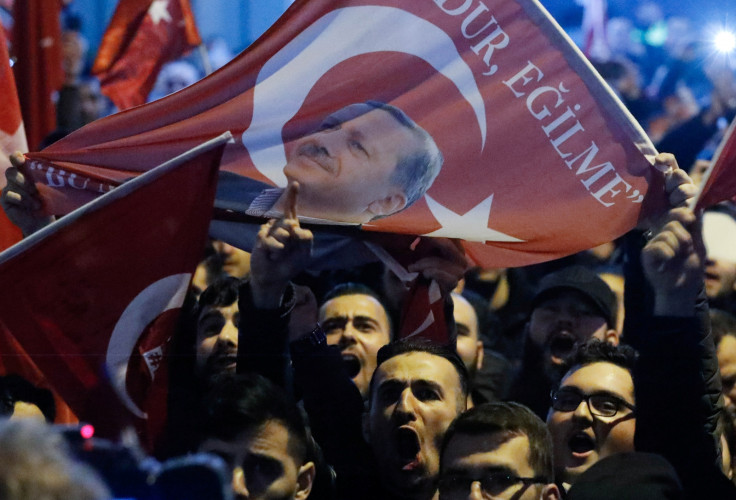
[[29, 0, 664, 268], [227, 102, 441, 223]]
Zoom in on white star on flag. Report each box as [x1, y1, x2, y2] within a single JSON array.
[[423, 194, 524, 243], [148, 0, 172, 25]]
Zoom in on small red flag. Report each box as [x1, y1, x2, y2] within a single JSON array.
[[93, 0, 202, 110], [0, 27, 24, 249], [0, 133, 228, 448], [695, 117, 736, 210], [11, 0, 64, 150]]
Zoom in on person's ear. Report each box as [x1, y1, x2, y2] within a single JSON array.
[[541, 482, 561, 500], [295, 461, 316, 500], [604, 328, 620, 346], [368, 192, 407, 217], [475, 341, 484, 372]]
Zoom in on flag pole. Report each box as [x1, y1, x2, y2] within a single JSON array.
[[197, 43, 212, 75]]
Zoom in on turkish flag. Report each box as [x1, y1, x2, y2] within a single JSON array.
[[695, 117, 736, 210], [27, 0, 665, 268], [11, 0, 64, 150], [0, 133, 228, 447], [92, 0, 202, 110], [0, 27, 24, 249]]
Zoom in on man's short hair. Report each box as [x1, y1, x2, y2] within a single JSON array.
[[322, 101, 443, 211], [321, 282, 393, 335], [364, 101, 443, 208], [198, 373, 309, 463], [0, 375, 56, 422], [198, 276, 241, 310], [369, 340, 469, 406], [440, 401, 555, 482], [710, 308, 736, 345], [567, 339, 637, 374]]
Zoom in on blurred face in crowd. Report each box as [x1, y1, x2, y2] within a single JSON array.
[[546, 362, 635, 485], [717, 334, 736, 415], [212, 240, 252, 279], [452, 294, 484, 378], [528, 290, 617, 382], [196, 300, 239, 377], [440, 432, 558, 500], [365, 352, 466, 498], [704, 257, 736, 301], [282, 107, 420, 223], [199, 419, 314, 500], [320, 293, 391, 398]]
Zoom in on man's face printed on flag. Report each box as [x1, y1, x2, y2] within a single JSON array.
[[281, 103, 441, 223]]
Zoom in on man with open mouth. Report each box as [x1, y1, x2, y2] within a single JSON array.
[[546, 340, 636, 491], [319, 282, 393, 399], [363, 341, 469, 500], [508, 266, 620, 418]]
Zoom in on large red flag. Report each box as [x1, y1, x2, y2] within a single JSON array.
[[0, 133, 228, 447], [92, 0, 202, 110], [0, 26, 24, 249], [11, 0, 64, 150], [695, 117, 736, 210], [26, 0, 665, 269]]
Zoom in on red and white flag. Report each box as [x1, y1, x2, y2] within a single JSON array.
[[11, 0, 64, 150], [694, 117, 736, 210], [0, 133, 228, 447], [92, 0, 202, 110], [26, 0, 665, 269], [0, 26, 25, 250]]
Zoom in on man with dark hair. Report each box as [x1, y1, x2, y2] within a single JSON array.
[[213, 101, 443, 227], [361, 340, 469, 500], [198, 372, 316, 500], [196, 276, 242, 382], [509, 265, 620, 418], [320, 282, 392, 398], [438, 402, 560, 500], [546, 339, 637, 489], [0, 374, 56, 422]]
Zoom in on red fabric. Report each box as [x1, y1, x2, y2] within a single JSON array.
[[0, 27, 24, 249], [92, 0, 202, 110], [696, 117, 736, 210], [397, 278, 453, 347], [0, 136, 225, 448], [11, 0, 63, 150], [28, 0, 665, 269]]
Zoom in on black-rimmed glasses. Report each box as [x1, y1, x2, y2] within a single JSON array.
[[438, 472, 547, 499], [550, 387, 635, 417]]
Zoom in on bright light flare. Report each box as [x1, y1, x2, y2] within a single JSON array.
[[714, 30, 736, 53]]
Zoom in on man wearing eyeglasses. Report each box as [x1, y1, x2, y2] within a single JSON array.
[[546, 340, 637, 490], [438, 401, 560, 500]]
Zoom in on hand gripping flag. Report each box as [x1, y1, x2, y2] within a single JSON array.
[[92, 0, 202, 110], [11, 0, 64, 150], [0, 26, 24, 249], [26, 0, 667, 269], [0, 133, 229, 449]]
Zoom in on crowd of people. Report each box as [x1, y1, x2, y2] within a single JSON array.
[[2, 1, 736, 499]]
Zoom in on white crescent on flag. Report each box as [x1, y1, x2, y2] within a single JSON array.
[[106, 273, 191, 419], [242, 5, 487, 186]]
